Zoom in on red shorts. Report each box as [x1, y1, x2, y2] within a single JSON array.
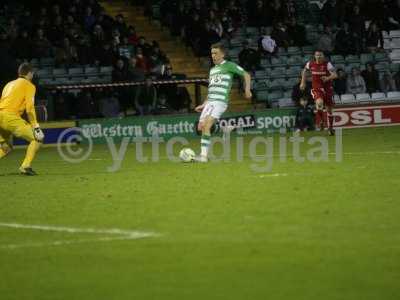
[[311, 88, 334, 107]]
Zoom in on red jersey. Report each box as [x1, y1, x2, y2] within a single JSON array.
[[305, 60, 335, 89]]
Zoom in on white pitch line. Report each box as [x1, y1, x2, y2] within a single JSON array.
[[0, 222, 156, 236], [0, 222, 159, 250], [0, 235, 151, 250]]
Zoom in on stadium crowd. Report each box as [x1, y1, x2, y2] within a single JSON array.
[[0, 0, 188, 119], [1, 0, 400, 120]]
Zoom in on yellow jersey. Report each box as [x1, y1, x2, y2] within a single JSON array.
[[0, 77, 38, 126]]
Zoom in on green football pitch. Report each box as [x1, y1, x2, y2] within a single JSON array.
[[1, 127, 399, 300]]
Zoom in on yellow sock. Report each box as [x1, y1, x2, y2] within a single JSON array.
[[21, 141, 41, 168], [0, 148, 7, 159]]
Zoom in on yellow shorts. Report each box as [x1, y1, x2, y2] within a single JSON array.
[[0, 112, 35, 145]]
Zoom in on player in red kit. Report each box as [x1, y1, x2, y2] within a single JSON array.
[[300, 50, 337, 135]]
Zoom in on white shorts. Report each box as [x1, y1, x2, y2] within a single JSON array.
[[199, 101, 228, 122]]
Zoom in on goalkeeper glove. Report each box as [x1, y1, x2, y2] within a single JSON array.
[[33, 125, 45, 142]]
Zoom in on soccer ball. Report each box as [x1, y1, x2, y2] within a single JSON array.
[[179, 148, 195, 162]]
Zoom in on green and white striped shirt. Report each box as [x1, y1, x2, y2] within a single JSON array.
[[207, 60, 246, 103]]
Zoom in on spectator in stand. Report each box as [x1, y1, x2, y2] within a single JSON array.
[[226, 0, 242, 24], [271, 21, 291, 49], [84, 6, 97, 31], [64, 15, 82, 37], [99, 90, 120, 118], [287, 17, 307, 47], [295, 97, 314, 132], [365, 22, 384, 53], [20, 10, 34, 31], [31, 28, 52, 58], [114, 14, 129, 37], [76, 35, 92, 65], [55, 37, 79, 67], [12, 30, 32, 60], [112, 59, 130, 115], [394, 69, 400, 90], [118, 36, 134, 59], [112, 58, 129, 82], [91, 24, 106, 50], [335, 22, 354, 56], [209, 10, 224, 38], [247, 0, 270, 28], [317, 25, 335, 55], [184, 12, 202, 50], [387, 0, 400, 30], [220, 10, 236, 39], [347, 67, 367, 94], [95, 42, 117, 66], [292, 75, 312, 105], [6, 17, 19, 41], [135, 76, 157, 115], [376, 0, 398, 31], [270, 0, 287, 24], [137, 36, 152, 57], [54, 92, 70, 120], [321, 0, 340, 26], [197, 21, 221, 57], [136, 47, 149, 73], [259, 27, 277, 60], [238, 41, 260, 72], [148, 41, 168, 75], [78, 90, 101, 119], [334, 68, 347, 95], [380, 70, 397, 92], [158, 63, 190, 112], [361, 62, 381, 93], [127, 25, 139, 46], [127, 57, 145, 82], [348, 5, 366, 47], [48, 15, 64, 46]]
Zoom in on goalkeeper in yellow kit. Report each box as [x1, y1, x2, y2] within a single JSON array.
[[0, 63, 44, 175]]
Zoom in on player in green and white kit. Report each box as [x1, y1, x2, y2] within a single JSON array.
[[195, 43, 252, 162]]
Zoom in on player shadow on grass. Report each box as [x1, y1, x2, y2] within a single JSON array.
[[0, 172, 22, 176]]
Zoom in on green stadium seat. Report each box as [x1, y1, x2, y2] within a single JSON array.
[[271, 57, 287, 67], [287, 55, 303, 66], [254, 80, 270, 91], [286, 66, 302, 78], [345, 63, 361, 73], [284, 90, 292, 98], [301, 46, 314, 55], [302, 55, 312, 65], [36, 68, 52, 78], [40, 57, 55, 67], [334, 63, 346, 71], [53, 68, 67, 78], [345, 55, 360, 64], [270, 67, 286, 78], [245, 27, 259, 36], [331, 55, 345, 64], [261, 59, 271, 68], [228, 47, 241, 58], [254, 70, 268, 79], [360, 53, 374, 65], [374, 52, 389, 62], [375, 62, 389, 71], [269, 78, 285, 90], [85, 66, 100, 76], [268, 91, 284, 102], [287, 46, 301, 55], [68, 67, 84, 76], [390, 63, 400, 72], [341, 94, 357, 104], [256, 90, 269, 102]]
